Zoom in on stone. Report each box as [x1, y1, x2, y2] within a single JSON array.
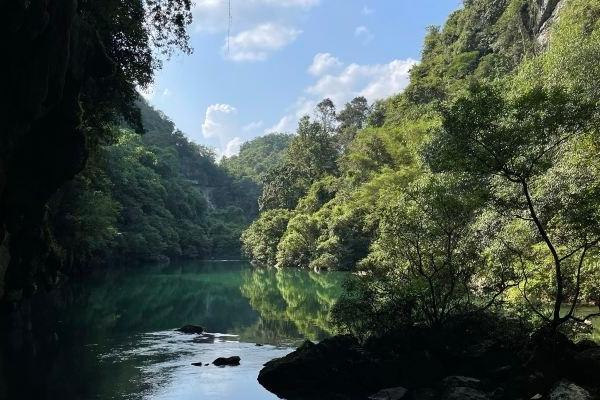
[[191, 362, 203, 367], [258, 335, 384, 399], [443, 387, 489, 400], [213, 356, 241, 366], [176, 325, 204, 334], [549, 380, 591, 400], [530, 394, 542, 400], [368, 387, 408, 400]]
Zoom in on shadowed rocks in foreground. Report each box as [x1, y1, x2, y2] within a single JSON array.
[[258, 316, 600, 400]]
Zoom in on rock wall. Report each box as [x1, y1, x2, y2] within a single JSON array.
[[0, 0, 113, 306], [532, 0, 566, 47]]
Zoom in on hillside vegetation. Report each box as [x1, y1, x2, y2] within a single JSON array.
[[242, 0, 600, 333]]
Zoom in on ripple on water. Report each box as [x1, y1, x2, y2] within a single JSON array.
[[96, 330, 293, 400]]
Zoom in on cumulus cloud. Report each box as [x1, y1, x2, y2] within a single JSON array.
[[223, 136, 244, 157], [308, 53, 343, 76], [307, 59, 417, 105], [355, 26, 374, 45], [223, 23, 302, 62], [266, 56, 417, 133], [266, 115, 296, 134], [201, 103, 239, 139]]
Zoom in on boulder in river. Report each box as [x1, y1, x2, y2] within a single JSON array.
[[176, 325, 204, 334], [191, 362, 203, 367], [213, 356, 240, 366], [258, 335, 387, 399]]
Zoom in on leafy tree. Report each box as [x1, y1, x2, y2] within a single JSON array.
[[241, 209, 295, 267], [427, 82, 600, 327], [259, 116, 337, 211], [221, 134, 293, 184], [336, 97, 370, 151]]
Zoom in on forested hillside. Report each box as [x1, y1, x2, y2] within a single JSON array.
[[243, 0, 600, 333], [47, 101, 289, 270]]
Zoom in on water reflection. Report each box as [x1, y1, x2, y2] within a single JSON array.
[[1, 261, 346, 400], [240, 268, 344, 343]]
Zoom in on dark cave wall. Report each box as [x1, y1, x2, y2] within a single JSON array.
[[0, 0, 112, 303]]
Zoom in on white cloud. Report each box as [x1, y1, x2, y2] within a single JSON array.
[[223, 136, 244, 157], [223, 23, 302, 62], [308, 53, 343, 76], [201, 103, 238, 139], [265, 115, 296, 134], [355, 26, 374, 45], [362, 5, 375, 15], [268, 56, 417, 133], [307, 59, 417, 105], [243, 120, 264, 132]]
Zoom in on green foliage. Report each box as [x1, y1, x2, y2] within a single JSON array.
[[221, 133, 293, 184], [241, 209, 294, 267], [240, 268, 345, 340], [243, 0, 600, 338], [50, 101, 261, 267], [259, 116, 338, 211]]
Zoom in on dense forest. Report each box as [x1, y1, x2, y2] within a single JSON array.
[[243, 0, 600, 334], [46, 100, 291, 269]]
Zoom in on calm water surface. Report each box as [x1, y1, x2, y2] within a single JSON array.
[[2, 261, 346, 400]]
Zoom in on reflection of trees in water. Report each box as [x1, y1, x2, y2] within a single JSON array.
[[240, 269, 345, 341], [58, 262, 258, 341]]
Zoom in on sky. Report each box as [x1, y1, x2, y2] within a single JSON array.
[[141, 0, 463, 158]]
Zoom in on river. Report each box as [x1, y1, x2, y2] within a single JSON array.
[[2, 261, 598, 400], [0, 261, 346, 400]]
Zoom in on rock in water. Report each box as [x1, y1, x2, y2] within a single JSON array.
[[368, 387, 408, 400], [191, 362, 203, 367], [176, 325, 204, 334], [213, 356, 241, 366], [549, 380, 591, 400], [258, 335, 386, 399]]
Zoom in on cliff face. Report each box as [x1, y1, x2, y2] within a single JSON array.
[[0, 0, 113, 302], [531, 0, 566, 47]]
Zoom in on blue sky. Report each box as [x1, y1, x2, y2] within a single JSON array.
[[141, 0, 462, 158]]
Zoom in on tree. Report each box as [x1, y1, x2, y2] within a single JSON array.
[[336, 97, 370, 151], [315, 98, 337, 135], [427, 82, 600, 328], [259, 116, 338, 211], [241, 209, 295, 267]]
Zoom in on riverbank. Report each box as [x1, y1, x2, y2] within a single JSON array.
[[258, 314, 600, 400]]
